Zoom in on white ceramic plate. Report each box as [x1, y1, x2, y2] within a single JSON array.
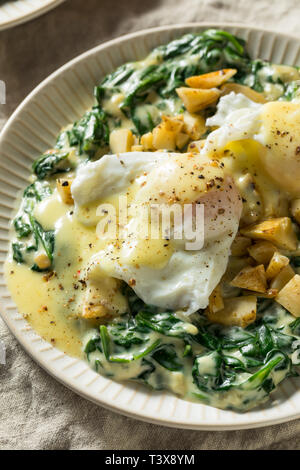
[[1, 23, 300, 430], [0, 0, 65, 31]]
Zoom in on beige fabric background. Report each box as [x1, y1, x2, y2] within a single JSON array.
[[1, 0, 300, 450]]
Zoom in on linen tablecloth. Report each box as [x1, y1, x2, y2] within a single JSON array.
[[1, 0, 300, 450]]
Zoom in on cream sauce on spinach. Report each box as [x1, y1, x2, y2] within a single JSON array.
[[83, 294, 300, 411]]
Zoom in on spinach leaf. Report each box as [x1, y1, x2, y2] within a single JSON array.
[[120, 68, 166, 116], [131, 339, 161, 361], [12, 181, 54, 270], [55, 130, 70, 149], [97, 321, 160, 364], [136, 359, 156, 382], [123, 284, 151, 316], [99, 325, 111, 361], [258, 324, 274, 356], [257, 297, 273, 314], [108, 319, 147, 349], [95, 29, 251, 136], [68, 106, 109, 158], [13, 216, 31, 239], [193, 324, 221, 351], [192, 351, 223, 392], [32, 150, 70, 180], [97, 63, 135, 91], [156, 30, 248, 66], [84, 335, 102, 359], [240, 341, 261, 359], [29, 216, 55, 263], [151, 344, 182, 371], [282, 81, 300, 101], [23, 181, 52, 202], [290, 318, 300, 335], [239, 350, 290, 391], [136, 310, 197, 339], [12, 242, 24, 263], [13, 181, 52, 241]]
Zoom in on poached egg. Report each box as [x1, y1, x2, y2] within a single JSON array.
[[72, 151, 242, 315], [203, 92, 300, 196]]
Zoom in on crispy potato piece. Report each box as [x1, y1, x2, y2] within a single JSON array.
[[182, 113, 206, 140], [206, 296, 257, 328], [241, 217, 298, 251], [230, 264, 267, 293], [161, 115, 184, 133], [175, 132, 190, 149], [185, 69, 237, 89], [231, 235, 252, 257], [82, 302, 109, 319], [34, 253, 51, 270], [270, 264, 295, 291], [176, 87, 220, 113], [276, 274, 300, 317], [291, 199, 300, 225], [82, 278, 127, 320], [151, 115, 186, 151], [220, 83, 267, 103], [141, 132, 154, 150], [247, 241, 277, 265], [208, 285, 224, 314], [223, 256, 254, 284], [265, 252, 290, 280], [152, 123, 176, 150], [109, 129, 134, 153], [56, 178, 74, 205]]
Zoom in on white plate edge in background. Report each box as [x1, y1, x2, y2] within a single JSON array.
[[0, 0, 65, 31]]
